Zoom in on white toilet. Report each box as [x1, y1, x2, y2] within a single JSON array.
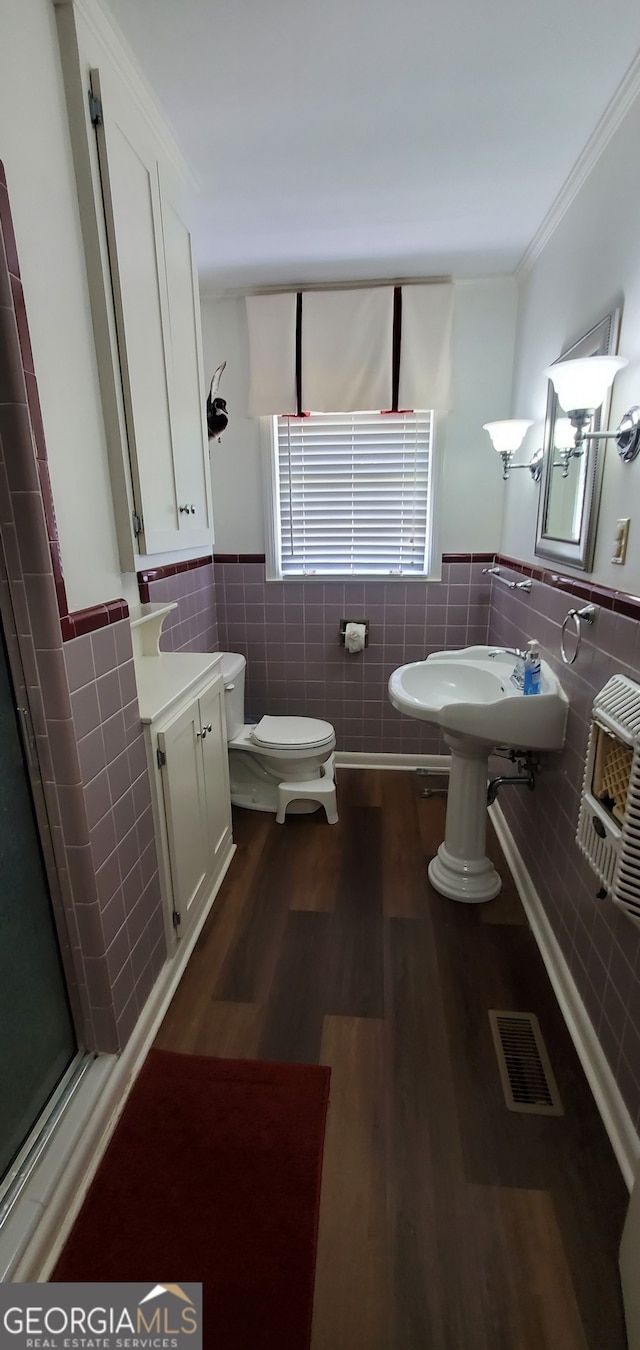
[[220, 652, 338, 823]]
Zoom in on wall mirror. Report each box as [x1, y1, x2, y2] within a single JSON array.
[[535, 307, 621, 571]]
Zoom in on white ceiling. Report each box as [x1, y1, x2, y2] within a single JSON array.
[[105, 0, 640, 294]]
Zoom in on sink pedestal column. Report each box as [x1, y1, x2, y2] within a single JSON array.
[[428, 734, 501, 903]]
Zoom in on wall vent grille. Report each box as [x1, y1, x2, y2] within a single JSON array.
[[577, 674, 640, 928]]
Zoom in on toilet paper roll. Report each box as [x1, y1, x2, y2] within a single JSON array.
[[345, 621, 366, 653]]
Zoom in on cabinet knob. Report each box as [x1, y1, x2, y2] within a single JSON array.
[[196, 728, 207, 739], [190, 504, 196, 514], [179, 504, 189, 514], [206, 723, 212, 733]]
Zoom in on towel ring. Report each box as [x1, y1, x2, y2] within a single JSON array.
[[560, 604, 596, 665]]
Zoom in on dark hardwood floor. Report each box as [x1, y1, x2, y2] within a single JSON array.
[[155, 769, 629, 1350]]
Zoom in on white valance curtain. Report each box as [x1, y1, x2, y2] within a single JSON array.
[[302, 287, 393, 412], [246, 282, 454, 416], [398, 283, 453, 411], [246, 292, 298, 416]]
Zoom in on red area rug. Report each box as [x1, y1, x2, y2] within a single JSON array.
[[53, 1049, 330, 1349]]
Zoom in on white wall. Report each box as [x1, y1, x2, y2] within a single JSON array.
[[503, 88, 640, 591], [201, 277, 517, 558], [0, 0, 132, 611], [201, 297, 265, 554]]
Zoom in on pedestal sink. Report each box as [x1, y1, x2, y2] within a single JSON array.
[[388, 645, 568, 902]]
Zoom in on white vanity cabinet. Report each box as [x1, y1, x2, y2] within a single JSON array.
[[55, 0, 213, 566], [134, 640, 234, 953]]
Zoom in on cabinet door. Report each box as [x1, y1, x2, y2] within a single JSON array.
[[199, 679, 233, 877], [91, 67, 212, 555], [90, 67, 178, 555], [158, 169, 213, 547], [157, 700, 209, 936]]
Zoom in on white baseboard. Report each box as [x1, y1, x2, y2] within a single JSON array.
[[490, 802, 640, 1190], [6, 843, 236, 1283], [336, 750, 451, 771]]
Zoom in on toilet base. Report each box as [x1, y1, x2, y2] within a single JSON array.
[[227, 741, 336, 817]]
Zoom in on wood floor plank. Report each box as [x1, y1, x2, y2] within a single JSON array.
[[189, 1000, 264, 1059], [215, 818, 300, 1003], [311, 1015, 389, 1350], [259, 911, 330, 1063], [386, 911, 494, 1350], [338, 767, 383, 808], [381, 770, 429, 918], [326, 802, 384, 1018], [488, 1185, 590, 1350], [279, 812, 342, 913]]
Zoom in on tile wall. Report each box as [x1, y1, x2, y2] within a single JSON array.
[[64, 620, 165, 1051], [139, 558, 218, 653], [488, 563, 640, 1132], [214, 556, 491, 753]]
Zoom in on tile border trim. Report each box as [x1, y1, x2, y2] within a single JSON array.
[[137, 552, 214, 605], [61, 598, 129, 642], [495, 554, 640, 619]]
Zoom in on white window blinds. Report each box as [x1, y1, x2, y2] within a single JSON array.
[[274, 409, 433, 576]]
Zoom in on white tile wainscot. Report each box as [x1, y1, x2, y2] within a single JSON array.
[[132, 604, 234, 954]]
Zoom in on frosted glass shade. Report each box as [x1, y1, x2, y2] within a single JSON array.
[[543, 355, 628, 413], [482, 419, 533, 454], [553, 417, 576, 451]]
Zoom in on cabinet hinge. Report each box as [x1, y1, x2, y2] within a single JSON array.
[[132, 510, 143, 538], [88, 90, 103, 127], [172, 910, 181, 930], [156, 747, 166, 768]]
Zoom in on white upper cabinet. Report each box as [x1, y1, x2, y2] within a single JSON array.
[[55, 0, 213, 565]]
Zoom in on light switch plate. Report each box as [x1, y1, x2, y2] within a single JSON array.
[[612, 517, 630, 565]]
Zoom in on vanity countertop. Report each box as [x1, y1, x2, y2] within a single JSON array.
[[134, 651, 223, 724]]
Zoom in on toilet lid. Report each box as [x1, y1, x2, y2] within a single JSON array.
[[250, 715, 335, 750]]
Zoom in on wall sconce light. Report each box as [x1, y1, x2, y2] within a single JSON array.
[[543, 354, 640, 462], [482, 420, 537, 481]]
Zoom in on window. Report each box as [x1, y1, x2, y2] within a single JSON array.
[[264, 409, 436, 578]]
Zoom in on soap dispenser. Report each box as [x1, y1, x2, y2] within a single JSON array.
[[523, 640, 541, 696]]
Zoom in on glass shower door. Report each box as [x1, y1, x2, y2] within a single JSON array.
[[0, 623, 77, 1184]]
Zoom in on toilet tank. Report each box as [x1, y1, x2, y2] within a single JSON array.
[[220, 652, 246, 740]]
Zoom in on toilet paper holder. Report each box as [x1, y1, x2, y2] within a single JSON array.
[[339, 618, 369, 647]]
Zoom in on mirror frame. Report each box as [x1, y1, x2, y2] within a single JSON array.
[[534, 307, 622, 571]]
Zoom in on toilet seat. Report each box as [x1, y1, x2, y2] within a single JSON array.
[[250, 714, 335, 752]]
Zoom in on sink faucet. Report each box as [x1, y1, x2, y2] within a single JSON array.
[[488, 647, 526, 660]]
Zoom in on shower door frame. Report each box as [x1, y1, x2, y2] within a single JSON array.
[[0, 551, 87, 1214]]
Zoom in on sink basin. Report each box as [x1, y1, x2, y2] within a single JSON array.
[[388, 644, 568, 751]]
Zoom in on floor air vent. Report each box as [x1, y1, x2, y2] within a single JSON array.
[[489, 1011, 563, 1116]]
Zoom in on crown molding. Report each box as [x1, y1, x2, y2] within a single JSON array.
[[515, 47, 640, 284]]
